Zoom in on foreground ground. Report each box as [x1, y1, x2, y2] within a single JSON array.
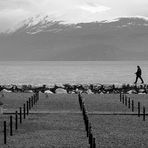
[[0, 93, 148, 147]]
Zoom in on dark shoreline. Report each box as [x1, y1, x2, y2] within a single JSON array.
[[0, 83, 147, 94]]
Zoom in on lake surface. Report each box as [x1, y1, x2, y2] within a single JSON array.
[[0, 61, 147, 85]]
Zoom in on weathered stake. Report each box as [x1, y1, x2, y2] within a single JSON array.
[[132, 100, 134, 112], [86, 119, 89, 137], [29, 98, 31, 109], [120, 92, 121, 102], [30, 97, 32, 108], [89, 133, 93, 145], [15, 111, 18, 130], [27, 101, 29, 115], [143, 106, 146, 121], [4, 121, 6, 144], [138, 102, 140, 117], [31, 97, 33, 107], [23, 104, 26, 119], [20, 107, 22, 124], [128, 98, 130, 109], [35, 93, 37, 103], [123, 94, 124, 104], [10, 116, 13, 136], [125, 96, 127, 106], [93, 137, 96, 148]]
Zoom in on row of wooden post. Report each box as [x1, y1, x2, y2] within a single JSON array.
[[3, 92, 39, 144], [78, 93, 96, 148], [120, 93, 146, 121]]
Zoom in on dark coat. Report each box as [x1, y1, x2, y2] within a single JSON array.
[[136, 67, 142, 76]]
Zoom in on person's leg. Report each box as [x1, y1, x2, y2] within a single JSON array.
[[134, 76, 138, 84], [139, 76, 144, 83]]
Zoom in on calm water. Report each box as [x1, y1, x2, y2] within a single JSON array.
[[0, 61, 147, 85]]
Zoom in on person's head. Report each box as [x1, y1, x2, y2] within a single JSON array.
[[137, 65, 141, 69]]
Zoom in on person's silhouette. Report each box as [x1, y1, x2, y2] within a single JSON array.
[[134, 65, 144, 84]]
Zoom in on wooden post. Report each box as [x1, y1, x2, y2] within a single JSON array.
[[29, 98, 31, 109], [10, 116, 13, 136], [84, 113, 88, 132], [34, 93, 36, 102], [35, 94, 36, 103], [15, 111, 18, 130], [89, 133, 93, 145], [27, 101, 29, 115], [32, 96, 33, 105], [30, 97, 32, 108], [90, 134, 94, 148], [123, 94, 124, 104], [132, 100, 134, 112], [30, 97, 32, 109], [23, 104, 26, 119], [31, 97, 33, 107], [138, 102, 140, 117], [20, 107, 22, 124], [34, 95, 36, 104], [80, 97, 82, 110], [120, 92, 121, 102], [143, 106, 146, 121], [84, 117, 88, 134], [28, 98, 30, 109], [86, 118, 89, 137], [93, 137, 96, 148], [88, 122, 91, 137], [4, 121, 6, 144], [128, 98, 130, 109], [125, 96, 127, 106]]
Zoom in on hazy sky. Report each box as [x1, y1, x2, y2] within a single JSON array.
[[0, 0, 148, 32]]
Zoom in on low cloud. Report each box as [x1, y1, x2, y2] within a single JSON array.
[[78, 4, 111, 13], [0, 0, 112, 31], [0, 0, 148, 32]]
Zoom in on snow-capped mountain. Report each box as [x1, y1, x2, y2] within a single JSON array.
[[6, 15, 82, 34], [0, 16, 148, 60], [7, 15, 148, 34]]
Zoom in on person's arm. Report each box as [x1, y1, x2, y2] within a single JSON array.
[[135, 70, 137, 74]]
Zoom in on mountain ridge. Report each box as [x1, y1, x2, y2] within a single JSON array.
[[3, 16, 148, 34], [0, 16, 148, 61]]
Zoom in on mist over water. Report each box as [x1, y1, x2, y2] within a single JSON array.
[[0, 61, 147, 85]]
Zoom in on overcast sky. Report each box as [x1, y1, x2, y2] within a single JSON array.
[[0, 0, 148, 32]]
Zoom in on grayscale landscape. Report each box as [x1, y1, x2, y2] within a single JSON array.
[[0, 0, 148, 148]]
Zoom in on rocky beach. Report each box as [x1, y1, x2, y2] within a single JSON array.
[[0, 83, 148, 95]]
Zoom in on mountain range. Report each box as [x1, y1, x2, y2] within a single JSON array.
[[0, 16, 148, 60]]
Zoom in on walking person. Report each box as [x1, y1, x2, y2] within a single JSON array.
[[134, 65, 144, 84]]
